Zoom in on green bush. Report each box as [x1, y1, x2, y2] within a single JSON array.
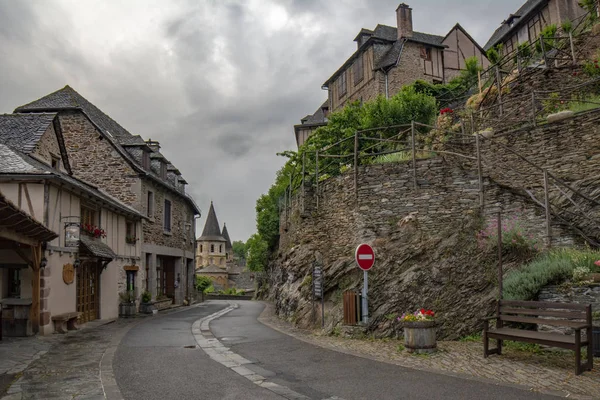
[[561, 19, 573, 34], [141, 290, 152, 303], [195, 276, 212, 293], [503, 248, 600, 300], [580, 0, 599, 21]]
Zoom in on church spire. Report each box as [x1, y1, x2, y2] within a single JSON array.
[[198, 201, 226, 242]]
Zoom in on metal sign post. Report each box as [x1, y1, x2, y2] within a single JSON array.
[[355, 244, 375, 325], [313, 263, 324, 328]]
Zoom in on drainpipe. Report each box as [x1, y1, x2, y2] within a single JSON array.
[[385, 72, 389, 99]]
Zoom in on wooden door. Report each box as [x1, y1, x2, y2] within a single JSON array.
[[164, 258, 175, 299], [76, 260, 99, 323]]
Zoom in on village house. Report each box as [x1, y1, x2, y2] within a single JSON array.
[[484, 0, 586, 54], [0, 113, 143, 335], [12, 86, 200, 308], [294, 3, 490, 148]]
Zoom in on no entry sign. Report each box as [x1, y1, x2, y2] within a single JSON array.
[[355, 244, 375, 271]]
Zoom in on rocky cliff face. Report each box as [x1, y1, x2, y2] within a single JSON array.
[[265, 213, 533, 340]]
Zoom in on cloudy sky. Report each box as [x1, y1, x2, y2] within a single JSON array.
[[0, 0, 525, 242]]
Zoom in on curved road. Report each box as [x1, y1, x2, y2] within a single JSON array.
[[114, 301, 560, 400]]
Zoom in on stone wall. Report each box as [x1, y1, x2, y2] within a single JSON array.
[[32, 124, 62, 169], [538, 283, 600, 333], [58, 111, 140, 206], [141, 178, 195, 252]]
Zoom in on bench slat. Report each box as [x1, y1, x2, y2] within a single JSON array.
[[500, 300, 588, 311], [499, 314, 590, 329], [488, 328, 588, 347], [500, 306, 587, 319]]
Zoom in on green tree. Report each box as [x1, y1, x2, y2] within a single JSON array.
[[246, 233, 269, 272], [232, 240, 246, 260], [195, 276, 212, 293]]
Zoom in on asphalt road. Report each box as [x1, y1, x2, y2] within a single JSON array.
[[115, 301, 560, 400], [210, 301, 561, 400], [113, 302, 282, 400]]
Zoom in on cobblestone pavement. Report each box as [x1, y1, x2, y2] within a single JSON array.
[[258, 303, 600, 400], [0, 306, 188, 400]]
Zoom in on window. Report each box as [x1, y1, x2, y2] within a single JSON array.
[[353, 54, 364, 85], [338, 71, 347, 98], [160, 163, 167, 179], [126, 270, 136, 293], [200, 244, 203, 253], [8, 268, 21, 298], [210, 244, 214, 253], [219, 244, 222, 253], [51, 155, 60, 170], [81, 205, 96, 226], [142, 151, 150, 170], [145, 253, 151, 291], [163, 199, 172, 232], [156, 257, 162, 295], [147, 191, 154, 218], [421, 47, 432, 61], [126, 221, 136, 244]]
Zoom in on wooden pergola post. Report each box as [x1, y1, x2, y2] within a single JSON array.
[[30, 244, 42, 334]]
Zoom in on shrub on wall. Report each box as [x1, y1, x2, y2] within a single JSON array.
[[195, 276, 212, 293], [503, 248, 600, 300]]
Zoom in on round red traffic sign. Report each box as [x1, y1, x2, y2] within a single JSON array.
[[355, 244, 375, 271]]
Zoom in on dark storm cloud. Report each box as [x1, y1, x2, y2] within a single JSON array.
[[0, 0, 526, 242]]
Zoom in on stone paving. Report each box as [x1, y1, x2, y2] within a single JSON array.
[[258, 302, 600, 400]]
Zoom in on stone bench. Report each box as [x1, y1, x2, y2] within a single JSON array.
[[51, 312, 81, 334]]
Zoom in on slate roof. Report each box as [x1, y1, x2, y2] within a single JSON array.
[[0, 113, 56, 154], [299, 101, 328, 127], [197, 264, 227, 274], [198, 202, 226, 242], [222, 223, 233, 250], [14, 86, 200, 214], [323, 24, 446, 85], [483, 0, 546, 50], [79, 235, 117, 260], [0, 143, 143, 219]]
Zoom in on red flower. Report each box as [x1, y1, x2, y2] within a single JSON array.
[[440, 107, 454, 115], [594, 260, 600, 267]]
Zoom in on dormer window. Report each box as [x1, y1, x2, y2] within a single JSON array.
[[142, 151, 150, 169], [51, 155, 60, 170], [160, 163, 167, 179]]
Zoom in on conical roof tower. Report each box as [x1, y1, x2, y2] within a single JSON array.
[[198, 202, 226, 242], [222, 223, 233, 253]]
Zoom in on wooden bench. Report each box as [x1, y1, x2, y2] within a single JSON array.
[[51, 312, 81, 334], [483, 300, 593, 375]]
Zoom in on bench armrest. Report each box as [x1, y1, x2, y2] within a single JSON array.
[[572, 323, 591, 331]]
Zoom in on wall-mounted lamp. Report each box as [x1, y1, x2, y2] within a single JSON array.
[[40, 257, 48, 269], [73, 258, 81, 268]]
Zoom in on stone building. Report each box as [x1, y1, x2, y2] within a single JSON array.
[[294, 3, 489, 148], [484, 0, 586, 54], [195, 202, 227, 269], [13, 86, 200, 307], [0, 113, 143, 334]]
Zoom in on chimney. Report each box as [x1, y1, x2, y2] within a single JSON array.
[[145, 139, 161, 152], [396, 3, 413, 39]]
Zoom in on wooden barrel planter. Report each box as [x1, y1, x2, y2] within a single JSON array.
[[402, 320, 437, 354]]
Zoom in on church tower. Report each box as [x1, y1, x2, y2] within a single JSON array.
[[196, 202, 227, 270], [222, 223, 233, 262]]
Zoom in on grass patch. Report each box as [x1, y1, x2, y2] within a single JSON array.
[[397, 343, 405, 352], [504, 340, 543, 354], [503, 248, 600, 300], [459, 333, 483, 342], [568, 94, 600, 113], [369, 151, 433, 164]]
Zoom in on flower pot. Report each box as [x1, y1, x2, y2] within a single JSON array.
[[119, 303, 137, 318], [402, 320, 437, 354], [139, 302, 156, 315]]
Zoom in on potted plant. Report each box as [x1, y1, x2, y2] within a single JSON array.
[[397, 308, 437, 354], [118, 290, 137, 317], [138, 290, 155, 314]]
